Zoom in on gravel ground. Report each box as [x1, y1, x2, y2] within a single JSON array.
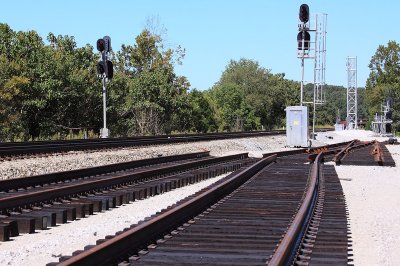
[[0, 130, 399, 265]]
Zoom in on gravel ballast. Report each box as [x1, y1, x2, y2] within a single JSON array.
[[0, 135, 292, 180]]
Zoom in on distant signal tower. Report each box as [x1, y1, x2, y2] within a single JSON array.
[[297, 8, 327, 107], [346, 57, 357, 129], [297, 4, 327, 138]]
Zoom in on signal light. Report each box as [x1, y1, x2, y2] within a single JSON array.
[[106, 60, 113, 79], [103, 36, 111, 53], [299, 4, 309, 23], [96, 36, 113, 80], [96, 60, 113, 79], [97, 61, 105, 75], [97, 39, 105, 52], [297, 31, 310, 50]]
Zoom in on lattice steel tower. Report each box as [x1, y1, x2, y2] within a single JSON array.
[[313, 13, 327, 105], [346, 57, 357, 129]]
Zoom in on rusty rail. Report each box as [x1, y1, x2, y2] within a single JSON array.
[[333, 139, 358, 164], [268, 152, 323, 265], [304, 140, 376, 164], [0, 151, 210, 192], [262, 140, 353, 159], [53, 155, 277, 266], [0, 153, 248, 212], [334, 140, 376, 165]]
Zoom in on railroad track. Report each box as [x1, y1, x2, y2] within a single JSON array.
[[334, 140, 395, 166], [0, 129, 333, 160], [41, 140, 372, 266], [0, 130, 287, 160], [2, 139, 392, 265], [0, 151, 254, 241]]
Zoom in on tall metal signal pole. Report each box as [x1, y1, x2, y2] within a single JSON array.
[[96, 36, 113, 138], [297, 5, 327, 139]]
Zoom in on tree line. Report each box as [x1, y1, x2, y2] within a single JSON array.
[[0, 23, 398, 141]]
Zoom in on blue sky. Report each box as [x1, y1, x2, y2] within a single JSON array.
[[2, 1, 400, 90]]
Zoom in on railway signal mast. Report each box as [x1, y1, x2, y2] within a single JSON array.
[[96, 36, 113, 138], [297, 5, 327, 106], [296, 4, 327, 139], [287, 4, 327, 148]]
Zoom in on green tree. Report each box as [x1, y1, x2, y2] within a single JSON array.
[[116, 29, 188, 135], [0, 24, 46, 140], [209, 83, 258, 131], [1, 22, 192, 140], [211, 58, 298, 130], [43, 33, 101, 137], [188, 89, 217, 133], [0, 23, 102, 140]]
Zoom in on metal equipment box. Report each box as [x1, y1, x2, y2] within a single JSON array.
[[286, 106, 309, 147]]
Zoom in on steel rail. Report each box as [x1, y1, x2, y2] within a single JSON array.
[[53, 154, 277, 266], [0, 153, 248, 211], [336, 141, 394, 166], [0, 130, 286, 147], [305, 140, 374, 162], [268, 152, 323, 265], [334, 140, 376, 165], [332, 140, 358, 164], [262, 140, 353, 159], [0, 131, 286, 158], [0, 151, 210, 192]]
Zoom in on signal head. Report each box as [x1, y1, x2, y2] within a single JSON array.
[[97, 61, 105, 75], [106, 60, 113, 79], [299, 4, 309, 23], [297, 31, 310, 50], [97, 38, 105, 52]]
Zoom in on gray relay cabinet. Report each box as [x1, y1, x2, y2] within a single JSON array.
[[286, 106, 309, 147]]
